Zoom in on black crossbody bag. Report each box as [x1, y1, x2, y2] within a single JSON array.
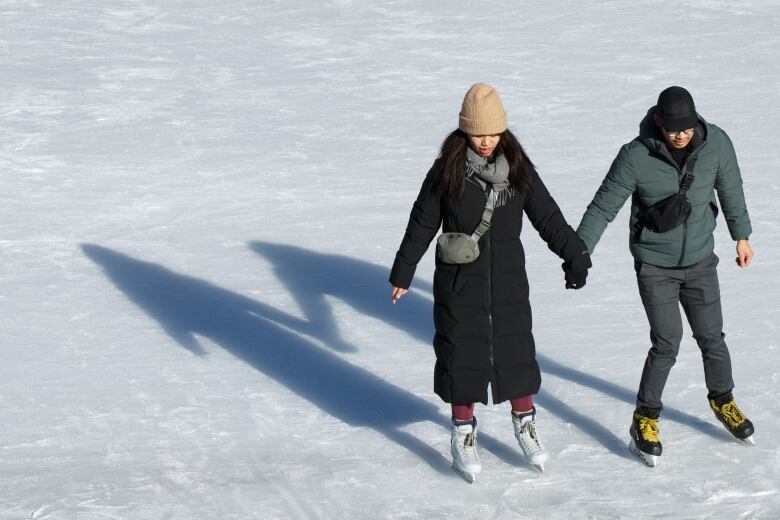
[[641, 156, 697, 233]]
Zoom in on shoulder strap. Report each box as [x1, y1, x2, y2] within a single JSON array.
[[678, 156, 697, 196], [471, 186, 496, 240]]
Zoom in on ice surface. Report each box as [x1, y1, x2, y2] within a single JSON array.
[[2, 1, 779, 518]]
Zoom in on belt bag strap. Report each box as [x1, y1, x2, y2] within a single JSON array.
[[471, 187, 496, 240], [678, 155, 697, 195]]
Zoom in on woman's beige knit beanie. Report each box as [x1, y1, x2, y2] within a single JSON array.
[[458, 83, 507, 136]]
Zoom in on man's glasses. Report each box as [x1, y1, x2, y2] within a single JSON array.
[[663, 128, 695, 139]]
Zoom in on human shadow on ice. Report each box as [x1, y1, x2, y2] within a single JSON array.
[[249, 241, 434, 354], [81, 244, 526, 477], [251, 241, 725, 450]]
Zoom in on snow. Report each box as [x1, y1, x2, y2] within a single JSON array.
[[2, 1, 779, 518]]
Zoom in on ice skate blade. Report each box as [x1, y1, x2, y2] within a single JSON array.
[[519, 447, 549, 473], [452, 464, 476, 484], [629, 439, 657, 467], [740, 435, 756, 446]]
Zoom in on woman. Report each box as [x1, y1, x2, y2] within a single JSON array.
[[389, 83, 590, 480]]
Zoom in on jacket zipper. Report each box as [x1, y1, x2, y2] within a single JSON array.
[[678, 221, 687, 266], [473, 182, 496, 393], [485, 190, 495, 391], [656, 136, 704, 266], [487, 231, 495, 373]]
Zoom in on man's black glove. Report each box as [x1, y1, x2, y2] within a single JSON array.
[[562, 250, 592, 290]]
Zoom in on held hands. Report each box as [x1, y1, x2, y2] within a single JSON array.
[[736, 239, 753, 268], [562, 250, 592, 290]]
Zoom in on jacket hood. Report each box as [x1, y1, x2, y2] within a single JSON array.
[[638, 106, 707, 154]]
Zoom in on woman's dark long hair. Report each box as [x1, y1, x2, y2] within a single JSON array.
[[435, 128, 535, 199]]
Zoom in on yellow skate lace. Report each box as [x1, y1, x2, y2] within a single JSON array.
[[634, 414, 660, 443], [712, 400, 747, 428]]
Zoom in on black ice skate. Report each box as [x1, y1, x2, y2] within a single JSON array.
[[709, 393, 755, 446], [629, 408, 662, 467]]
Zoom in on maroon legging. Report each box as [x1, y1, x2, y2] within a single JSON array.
[[451, 395, 534, 421]]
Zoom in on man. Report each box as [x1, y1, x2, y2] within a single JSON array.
[[577, 86, 755, 467]]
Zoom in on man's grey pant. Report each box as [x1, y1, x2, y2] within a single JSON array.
[[635, 253, 734, 411]]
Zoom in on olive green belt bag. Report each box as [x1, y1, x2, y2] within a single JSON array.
[[436, 188, 495, 264]]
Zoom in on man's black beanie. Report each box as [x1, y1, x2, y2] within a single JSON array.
[[656, 86, 698, 131]]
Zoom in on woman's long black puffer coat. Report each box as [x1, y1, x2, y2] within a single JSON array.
[[390, 160, 584, 404]]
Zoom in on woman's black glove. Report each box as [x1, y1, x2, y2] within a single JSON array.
[[562, 250, 592, 290]]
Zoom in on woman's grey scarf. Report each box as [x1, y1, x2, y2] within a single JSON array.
[[466, 147, 515, 207]]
